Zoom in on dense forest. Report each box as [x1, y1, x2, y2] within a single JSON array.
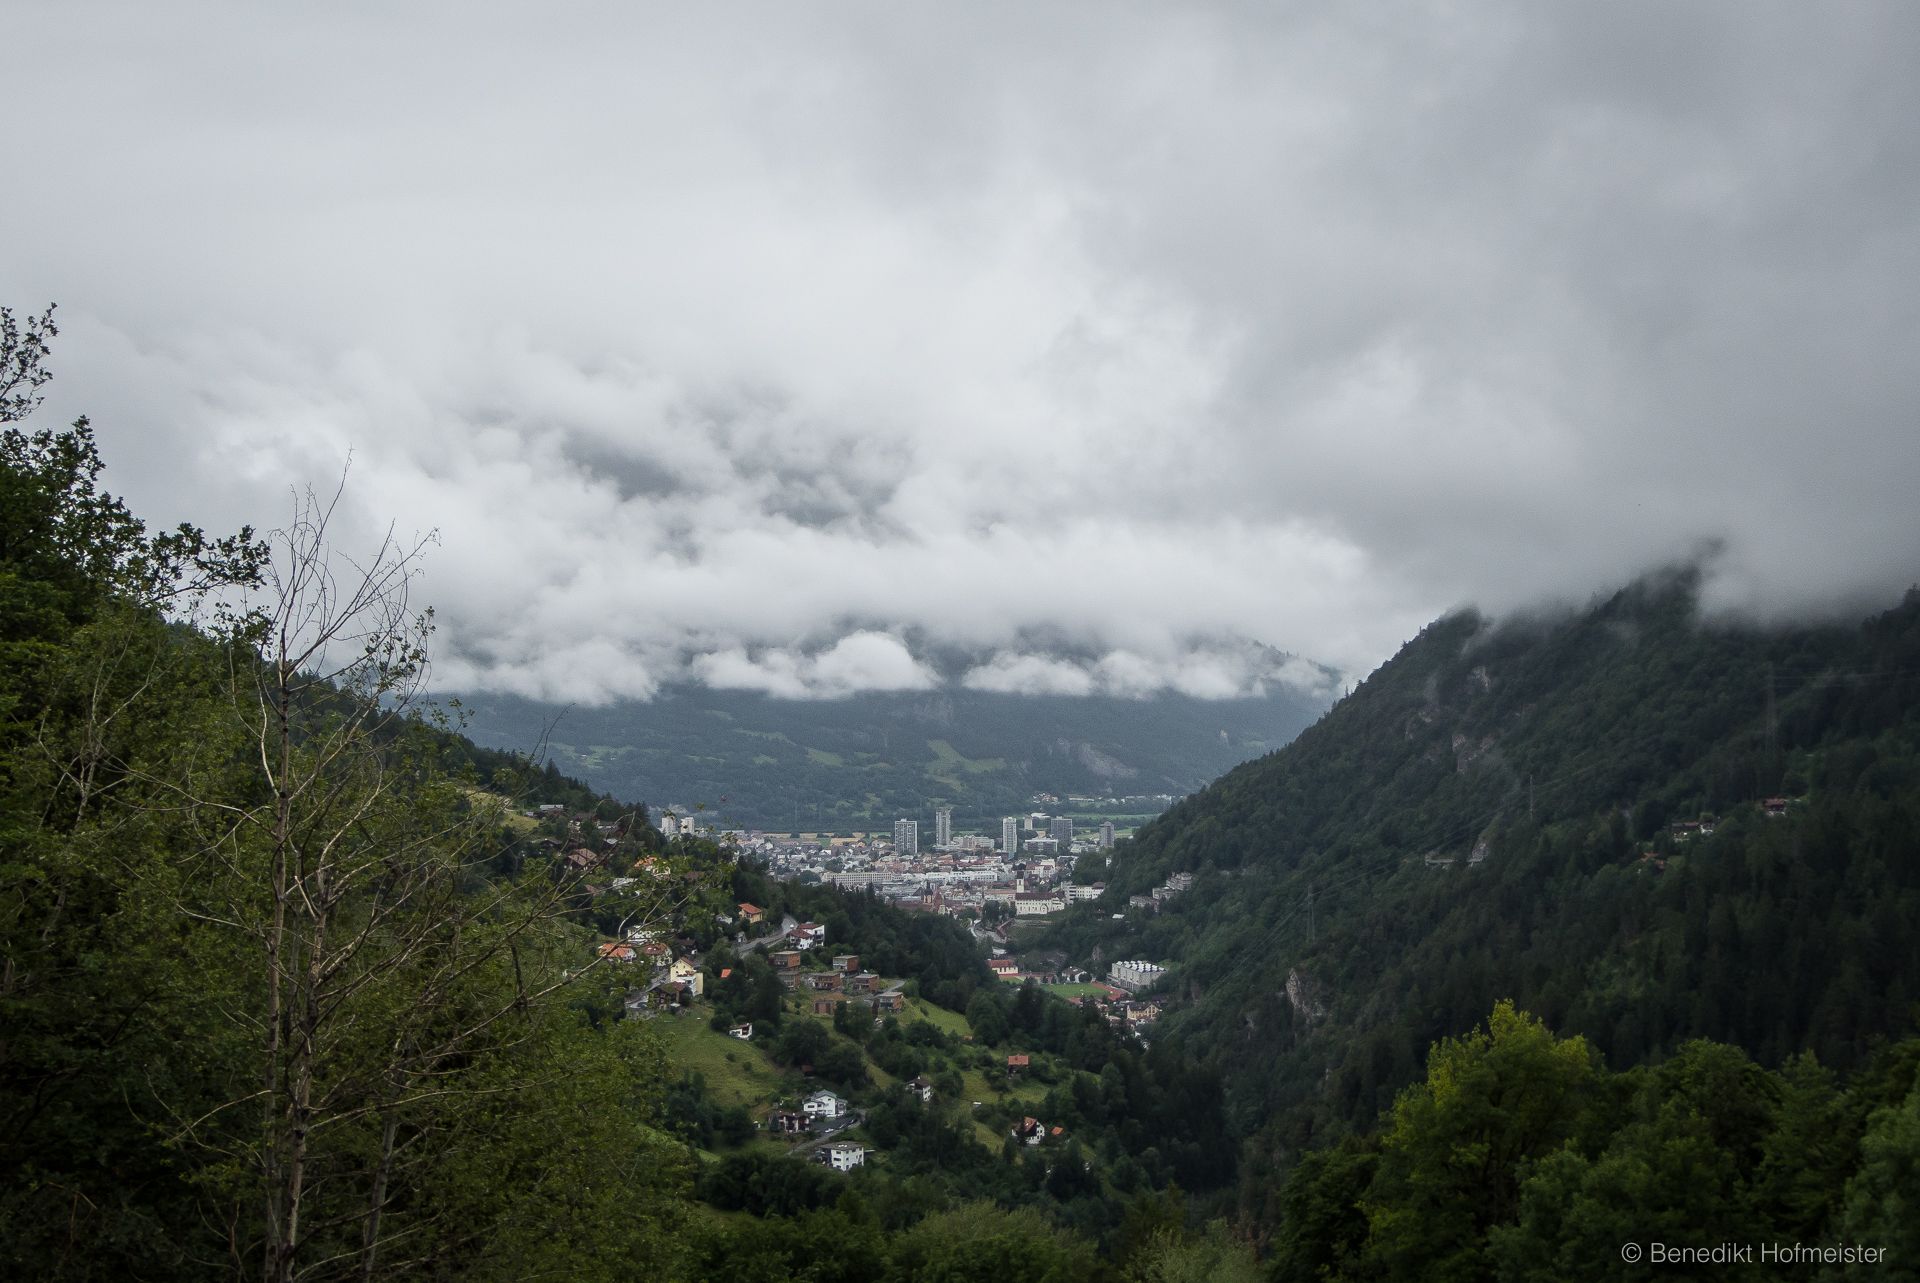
[[1040, 566, 1920, 1257]]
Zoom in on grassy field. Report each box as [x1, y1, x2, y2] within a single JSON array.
[[651, 1016, 788, 1107], [902, 998, 972, 1038], [1041, 983, 1111, 1000], [924, 738, 1007, 791], [959, 1065, 1048, 1110], [461, 787, 537, 833], [926, 739, 1006, 773], [657, 992, 1044, 1166]]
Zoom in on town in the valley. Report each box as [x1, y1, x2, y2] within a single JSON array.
[[657, 799, 1194, 937], [531, 794, 1190, 1169]]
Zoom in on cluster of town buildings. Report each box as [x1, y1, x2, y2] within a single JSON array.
[[704, 805, 1126, 925]]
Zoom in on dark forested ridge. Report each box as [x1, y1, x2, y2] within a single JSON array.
[[448, 677, 1334, 832], [1045, 569, 1920, 1249]]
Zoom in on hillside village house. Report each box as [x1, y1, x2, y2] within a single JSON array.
[[874, 987, 907, 1013], [792, 922, 827, 948], [909, 1075, 934, 1103], [771, 950, 803, 970], [738, 902, 765, 925], [821, 1141, 867, 1171], [668, 957, 703, 997], [812, 996, 837, 1015], [803, 1090, 848, 1120], [766, 1108, 809, 1135], [805, 972, 843, 992], [988, 958, 1019, 979], [831, 954, 860, 972], [727, 1023, 753, 1040]]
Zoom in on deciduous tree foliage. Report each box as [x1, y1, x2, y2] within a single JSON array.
[[1271, 1002, 1920, 1282], [0, 328, 693, 1281]]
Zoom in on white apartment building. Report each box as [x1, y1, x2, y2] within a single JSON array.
[[893, 819, 918, 857], [824, 1142, 867, 1171], [1109, 959, 1169, 992], [934, 806, 953, 848], [1001, 816, 1020, 854]]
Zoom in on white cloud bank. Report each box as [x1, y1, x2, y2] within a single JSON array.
[[4, 2, 1917, 701]]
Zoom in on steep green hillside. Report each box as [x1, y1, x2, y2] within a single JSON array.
[[1045, 571, 1920, 1183]]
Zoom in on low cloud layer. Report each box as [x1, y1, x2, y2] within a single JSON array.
[[5, 3, 1917, 700]]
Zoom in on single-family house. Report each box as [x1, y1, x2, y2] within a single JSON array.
[[803, 1090, 848, 1120], [908, 1075, 934, 1104], [766, 1109, 809, 1135], [844, 972, 880, 994], [812, 996, 838, 1016], [831, 954, 860, 973], [1010, 1116, 1044, 1146], [771, 950, 803, 971], [727, 1023, 753, 1040], [792, 922, 827, 949], [873, 987, 907, 1014], [1006, 1054, 1029, 1078], [738, 902, 765, 925]]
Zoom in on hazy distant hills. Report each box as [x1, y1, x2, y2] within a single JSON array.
[[445, 682, 1336, 831]]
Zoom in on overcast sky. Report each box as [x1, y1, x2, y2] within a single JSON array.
[[6, 2, 1917, 702]]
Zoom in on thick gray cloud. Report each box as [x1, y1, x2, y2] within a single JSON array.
[[4, 2, 1916, 700]]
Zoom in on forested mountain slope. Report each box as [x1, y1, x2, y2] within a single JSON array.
[[1051, 571, 1920, 1183], [451, 679, 1334, 832]]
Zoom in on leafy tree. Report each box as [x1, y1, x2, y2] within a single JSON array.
[[1362, 1002, 1599, 1283], [967, 989, 1011, 1046], [1837, 1078, 1920, 1277], [1269, 1140, 1377, 1283]]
